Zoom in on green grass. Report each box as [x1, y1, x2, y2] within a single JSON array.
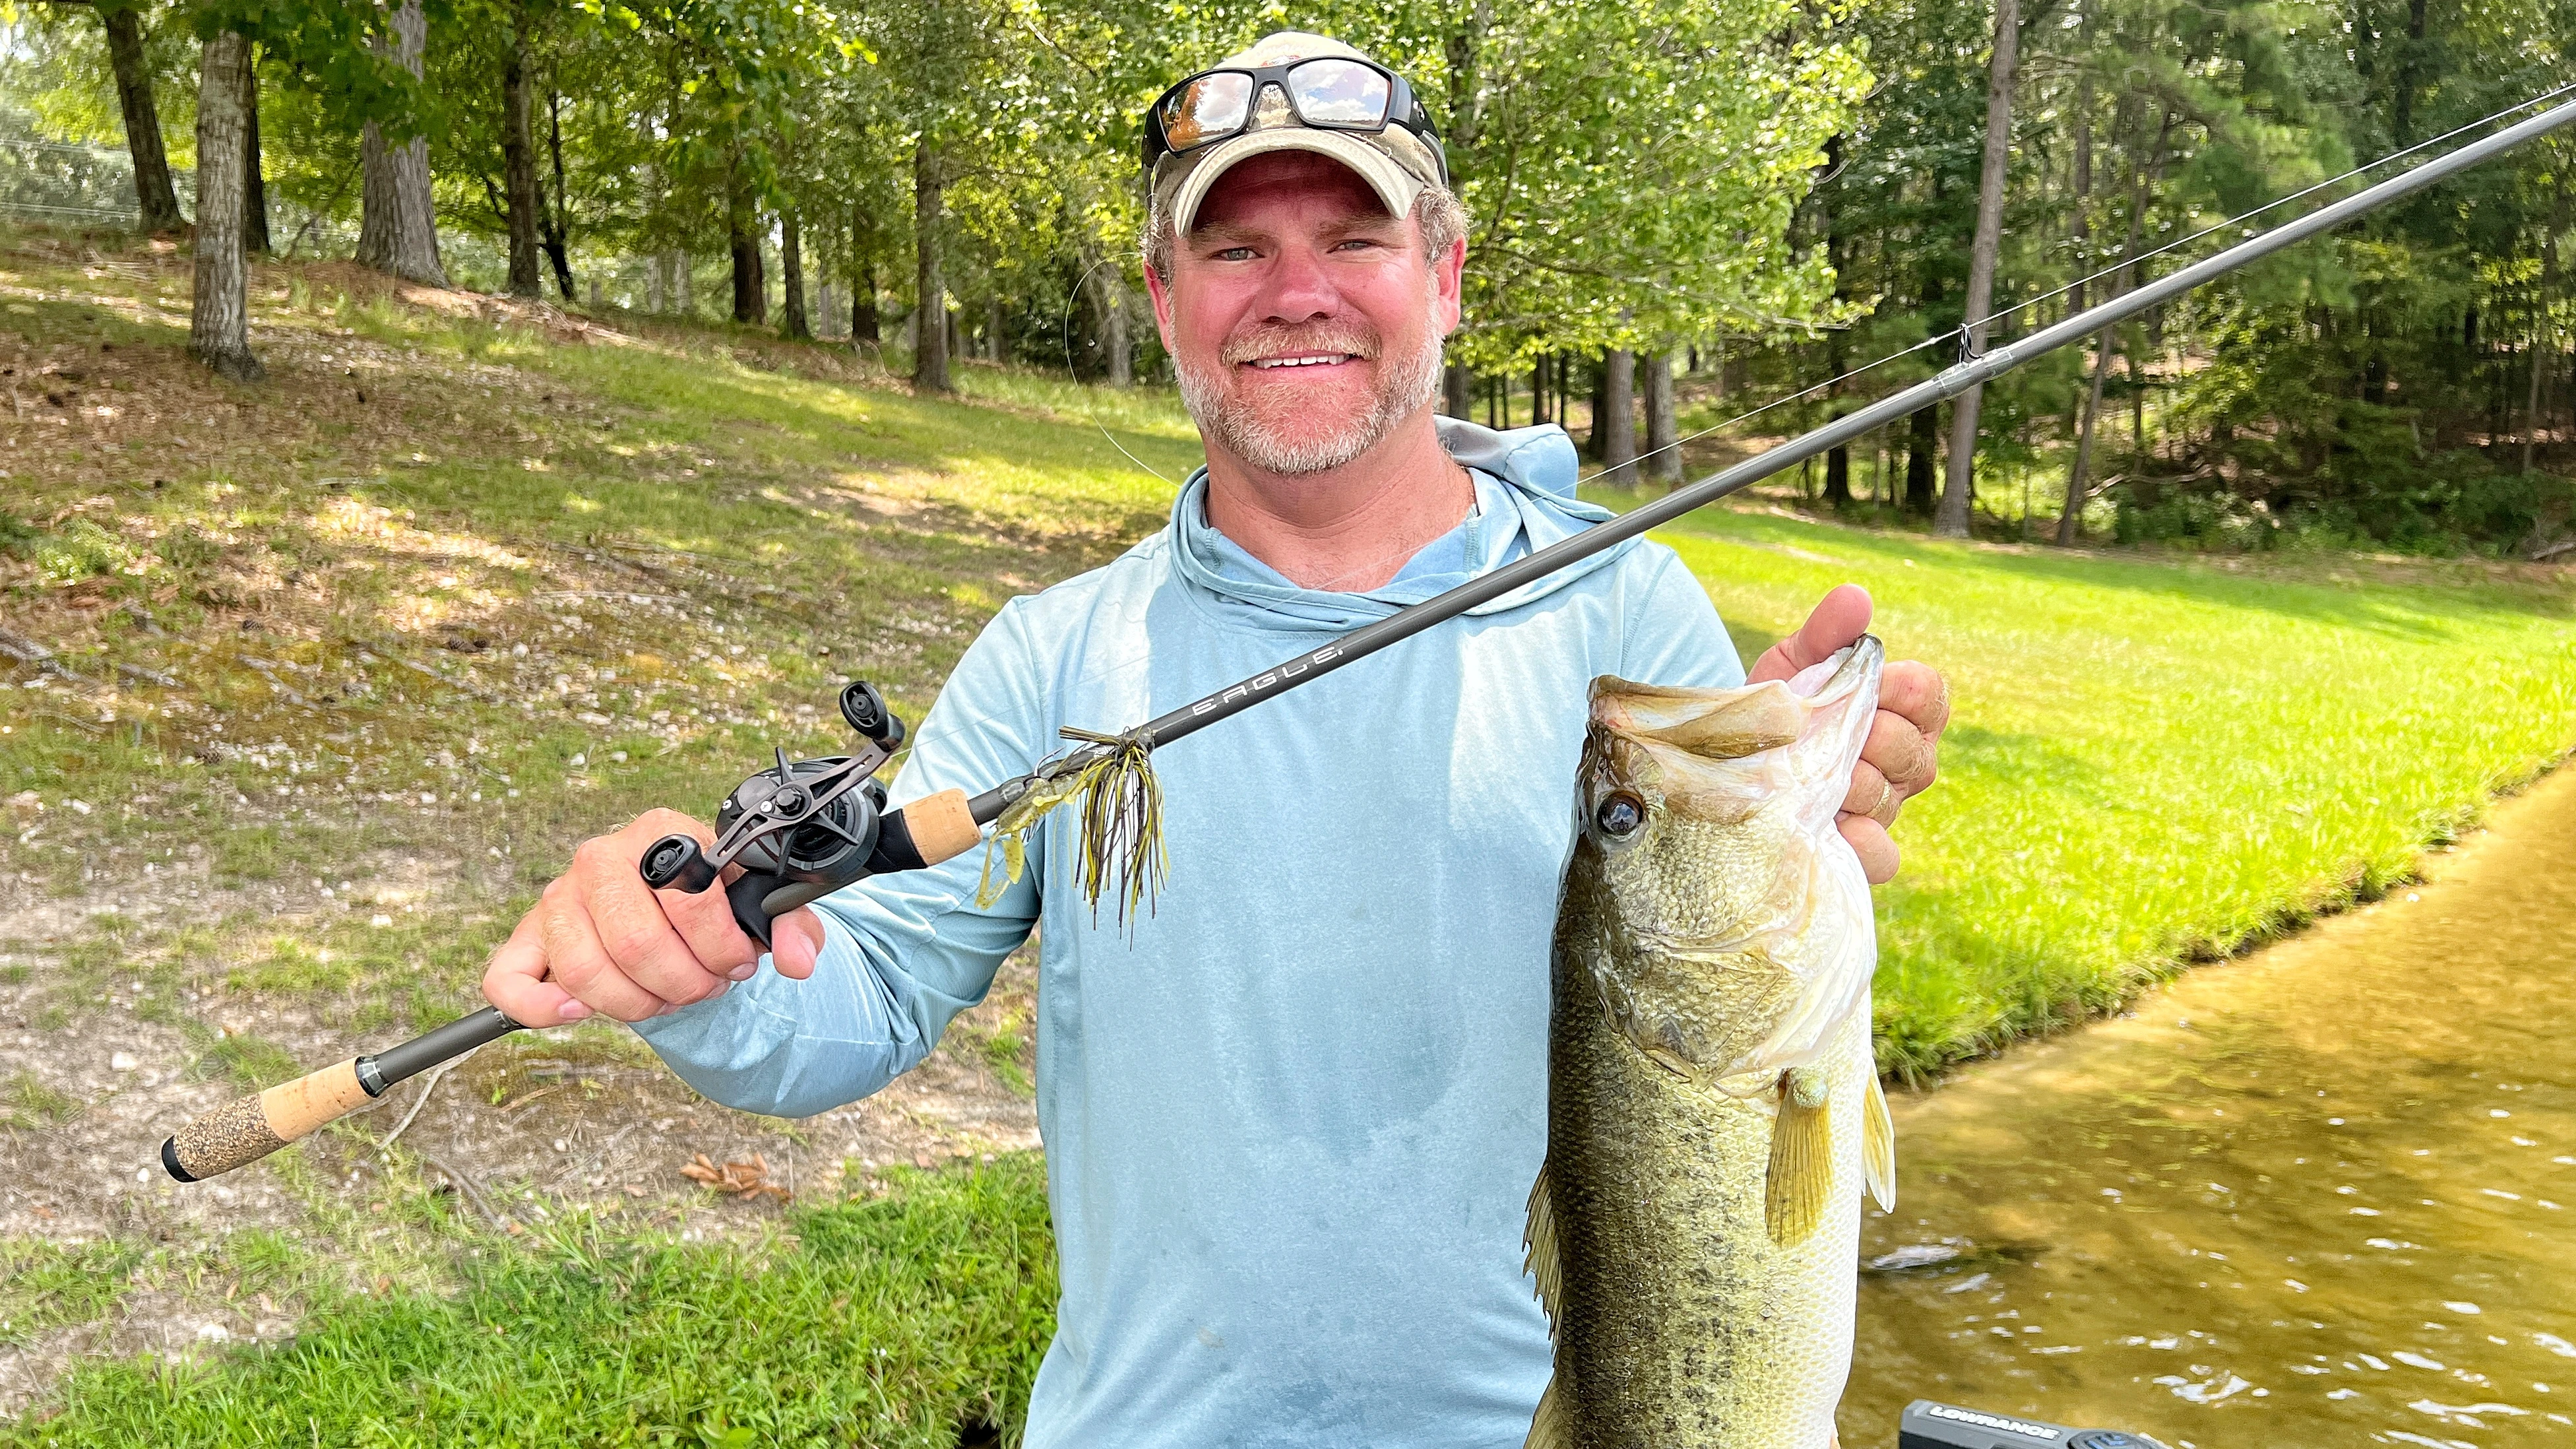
[[0, 1240, 146, 1349], [1598, 495, 2576, 1077], [7, 225, 2576, 1439], [0, 1161, 1055, 1448]]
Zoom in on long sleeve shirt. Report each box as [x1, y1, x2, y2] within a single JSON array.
[[634, 418, 1744, 1448]]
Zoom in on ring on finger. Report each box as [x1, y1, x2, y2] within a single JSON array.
[[1870, 777, 1897, 822]]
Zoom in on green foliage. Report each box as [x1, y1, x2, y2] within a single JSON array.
[[1, 1160, 1057, 1449]]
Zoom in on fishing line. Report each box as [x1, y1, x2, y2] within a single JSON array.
[[1579, 79, 2576, 488], [1063, 256, 1175, 484]]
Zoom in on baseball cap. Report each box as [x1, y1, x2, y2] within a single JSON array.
[[1150, 32, 1449, 238]]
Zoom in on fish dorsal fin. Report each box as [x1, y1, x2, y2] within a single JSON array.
[[1863, 1068, 1897, 1213], [1524, 1155, 1563, 1327], [1524, 1373, 1571, 1449], [1765, 1066, 1835, 1245]]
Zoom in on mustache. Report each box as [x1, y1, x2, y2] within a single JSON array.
[[1220, 321, 1382, 367]]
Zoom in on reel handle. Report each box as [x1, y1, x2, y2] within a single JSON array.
[[636, 790, 984, 949]]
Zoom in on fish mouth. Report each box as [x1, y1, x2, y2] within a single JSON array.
[[1588, 636, 1883, 758]]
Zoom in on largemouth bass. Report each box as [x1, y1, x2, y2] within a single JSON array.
[[1526, 637, 1895, 1449]]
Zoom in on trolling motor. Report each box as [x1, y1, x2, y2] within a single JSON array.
[[160, 680, 984, 1183], [1900, 1400, 2167, 1449]]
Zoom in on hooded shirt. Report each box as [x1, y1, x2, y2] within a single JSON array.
[[634, 418, 1744, 1448]]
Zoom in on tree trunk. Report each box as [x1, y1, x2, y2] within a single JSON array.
[[354, 0, 447, 287], [1600, 348, 1637, 472], [1443, 361, 1470, 417], [855, 258, 881, 344], [986, 293, 1006, 363], [2059, 135, 2151, 545], [2059, 337, 2116, 543], [1530, 354, 1550, 426], [241, 49, 269, 254], [666, 251, 689, 315], [914, 139, 948, 393], [1087, 263, 1129, 384], [728, 216, 764, 324], [542, 90, 575, 300], [1643, 350, 1679, 482], [1906, 404, 1939, 514], [1586, 358, 1608, 455], [1935, 0, 2019, 538], [102, 5, 182, 232], [190, 30, 259, 381], [780, 210, 810, 339], [500, 17, 542, 299]]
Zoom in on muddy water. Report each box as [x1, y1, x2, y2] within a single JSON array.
[[1838, 763, 2576, 1449]]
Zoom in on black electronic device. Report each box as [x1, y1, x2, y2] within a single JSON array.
[[1899, 1400, 2168, 1449]]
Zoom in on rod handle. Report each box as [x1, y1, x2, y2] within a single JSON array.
[[161, 1057, 377, 1181], [895, 788, 979, 866]]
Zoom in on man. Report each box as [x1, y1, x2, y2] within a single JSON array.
[[484, 32, 1947, 1448]]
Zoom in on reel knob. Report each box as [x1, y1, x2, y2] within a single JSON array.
[[840, 680, 905, 749], [641, 833, 719, 893]]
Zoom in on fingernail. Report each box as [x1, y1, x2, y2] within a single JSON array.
[[558, 1002, 592, 1021], [728, 961, 757, 981]]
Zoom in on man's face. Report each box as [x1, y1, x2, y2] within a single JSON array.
[[1148, 151, 1465, 476]]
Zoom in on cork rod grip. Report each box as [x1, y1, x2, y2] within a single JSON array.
[[902, 788, 981, 866], [161, 1058, 377, 1182]]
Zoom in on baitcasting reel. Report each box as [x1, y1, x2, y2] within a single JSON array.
[[640, 680, 934, 947]]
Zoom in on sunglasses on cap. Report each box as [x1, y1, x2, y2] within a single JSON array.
[[1141, 56, 1446, 180]]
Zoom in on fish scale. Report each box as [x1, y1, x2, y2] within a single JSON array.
[[1526, 639, 1891, 1448]]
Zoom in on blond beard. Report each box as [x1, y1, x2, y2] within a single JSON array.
[[1178, 308, 1448, 476]]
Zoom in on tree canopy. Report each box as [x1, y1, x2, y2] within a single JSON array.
[[1, 0, 2573, 546]]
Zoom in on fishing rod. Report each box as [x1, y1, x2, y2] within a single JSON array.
[[162, 90, 2576, 1184]]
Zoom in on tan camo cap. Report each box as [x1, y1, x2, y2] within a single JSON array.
[[1152, 32, 1447, 237]]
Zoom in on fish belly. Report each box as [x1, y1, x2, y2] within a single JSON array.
[[1540, 934, 1867, 1448]]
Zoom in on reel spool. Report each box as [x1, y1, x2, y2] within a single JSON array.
[[639, 680, 920, 946]]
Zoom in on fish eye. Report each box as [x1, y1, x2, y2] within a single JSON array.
[[1594, 791, 1645, 839]]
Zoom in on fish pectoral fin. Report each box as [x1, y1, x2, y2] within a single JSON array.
[[1524, 1371, 1571, 1449], [1863, 1068, 1897, 1214], [1524, 1155, 1563, 1327], [1765, 1066, 1835, 1246]]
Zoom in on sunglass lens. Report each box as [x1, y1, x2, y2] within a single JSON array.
[[1164, 73, 1254, 152], [1288, 59, 1390, 125]]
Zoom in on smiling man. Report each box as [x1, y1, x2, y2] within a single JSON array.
[[482, 31, 1947, 1448]]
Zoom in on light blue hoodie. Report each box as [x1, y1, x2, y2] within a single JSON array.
[[634, 418, 1743, 1448]]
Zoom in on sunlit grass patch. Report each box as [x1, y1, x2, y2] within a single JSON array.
[[2, 1159, 1055, 1449], [1603, 495, 2576, 1079]]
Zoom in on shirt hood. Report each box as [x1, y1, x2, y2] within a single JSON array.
[[1168, 417, 1631, 633]]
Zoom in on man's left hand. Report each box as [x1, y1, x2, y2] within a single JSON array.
[[1747, 583, 1947, 884]]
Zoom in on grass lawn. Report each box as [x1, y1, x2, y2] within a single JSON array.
[[1600, 495, 2576, 1078], [3, 225, 2573, 1440]]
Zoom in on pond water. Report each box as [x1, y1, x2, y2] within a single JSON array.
[[1838, 763, 2576, 1449]]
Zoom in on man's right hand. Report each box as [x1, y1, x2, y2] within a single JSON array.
[[481, 808, 830, 1027]]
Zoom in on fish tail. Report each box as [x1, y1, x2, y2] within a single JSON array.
[[1863, 1068, 1897, 1214], [1765, 1066, 1835, 1246]]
